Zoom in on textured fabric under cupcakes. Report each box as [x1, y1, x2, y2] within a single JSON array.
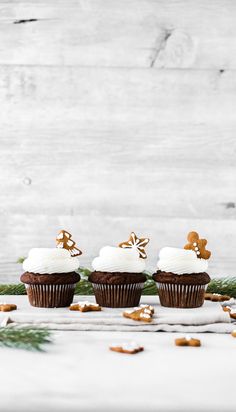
[[91, 283, 144, 308], [156, 282, 207, 308], [25, 283, 77, 308]]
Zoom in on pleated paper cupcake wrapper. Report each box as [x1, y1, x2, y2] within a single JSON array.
[[91, 282, 144, 308], [156, 282, 208, 308], [25, 283, 76, 308]]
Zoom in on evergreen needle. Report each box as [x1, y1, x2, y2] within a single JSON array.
[[2, 265, 236, 297], [0, 328, 52, 351]]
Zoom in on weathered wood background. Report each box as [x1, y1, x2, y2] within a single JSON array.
[[0, 0, 236, 282]]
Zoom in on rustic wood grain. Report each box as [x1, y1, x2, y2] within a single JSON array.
[[0, 66, 235, 220], [0, 0, 235, 69], [0, 66, 235, 120], [0, 1, 236, 281], [1, 215, 236, 282]]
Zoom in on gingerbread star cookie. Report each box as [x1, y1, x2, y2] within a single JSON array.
[[69, 301, 101, 312], [119, 232, 149, 259], [184, 231, 211, 259], [175, 336, 201, 347], [205, 293, 231, 302], [56, 230, 82, 257], [110, 342, 144, 354], [0, 303, 17, 312], [123, 305, 154, 323]]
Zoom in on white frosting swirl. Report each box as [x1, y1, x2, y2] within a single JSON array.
[[157, 247, 208, 275], [23, 248, 80, 274], [92, 246, 145, 273]]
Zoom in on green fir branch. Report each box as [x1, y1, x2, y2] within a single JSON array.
[[17, 257, 26, 264], [0, 283, 26, 295], [10, 261, 236, 297], [1, 277, 236, 296], [0, 328, 52, 351], [206, 276, 236, 297]]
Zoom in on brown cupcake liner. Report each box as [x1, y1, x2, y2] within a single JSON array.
[[25, 283, 77, 308], [156, 282, 207, 308], [91, 283, 144, 308]]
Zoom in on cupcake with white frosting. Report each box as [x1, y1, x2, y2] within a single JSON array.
[[89, 232, 149, 307], [20, 230, 81, 308], [152, 231, 211, 308]]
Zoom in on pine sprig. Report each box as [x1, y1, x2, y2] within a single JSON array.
[[206, 276, 236, 297], [17, 257, 26, 264], [5, 263, 236, 297], [0, 328, 52, 351], [0, 284, 26, 295]]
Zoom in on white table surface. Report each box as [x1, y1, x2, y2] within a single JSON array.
[[0, 296, 235, 412]]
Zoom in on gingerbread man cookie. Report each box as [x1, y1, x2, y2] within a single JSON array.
[[119, 232, 149, 259], [184, 231, 211, 259], [123, 305, 154, 323], [0, 303, 17, 312], [110, 342, 144, 354], [175, 336, 201, 347], [56, 230, 82, 257], [69, 301, 101, 312]]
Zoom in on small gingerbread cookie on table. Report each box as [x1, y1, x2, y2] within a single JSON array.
[[232, 330, 236, 338], [223, 306, 236, 320], [123, 305, 154, 323], [0, 303, 17, 312], [205, 293, 231, 302], [222, 305, 231, 313], [175, 336, 201, 347], [69, 301, 101, 312], [110, 342, 144, 355], [230, 311, 236, 320]]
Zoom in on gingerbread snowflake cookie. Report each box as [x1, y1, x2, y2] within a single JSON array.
[[123, 305, 154, 323], [175, 336, 201, 347], [0, 303, 17, 312], [205, 293, 231, 302], [69, 301, 102, 312], [110, 342, 144, 354], [184, 231, 211, 259], [119, 232, 149, 259]]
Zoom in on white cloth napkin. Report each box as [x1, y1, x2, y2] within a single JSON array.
[[1, 295, 235, 333]]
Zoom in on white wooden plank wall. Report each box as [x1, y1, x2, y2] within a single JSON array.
[[0, 0, 235, 282]]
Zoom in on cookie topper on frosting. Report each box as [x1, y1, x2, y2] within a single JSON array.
[[118, 232, 149, 259], [56, 230, 82, 257], [184, 231, 211, 260]]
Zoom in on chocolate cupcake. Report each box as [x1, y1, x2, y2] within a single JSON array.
[[89, 232, 149, 307], [153, 231, 211, 308], [20, 230, 81, 308]]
